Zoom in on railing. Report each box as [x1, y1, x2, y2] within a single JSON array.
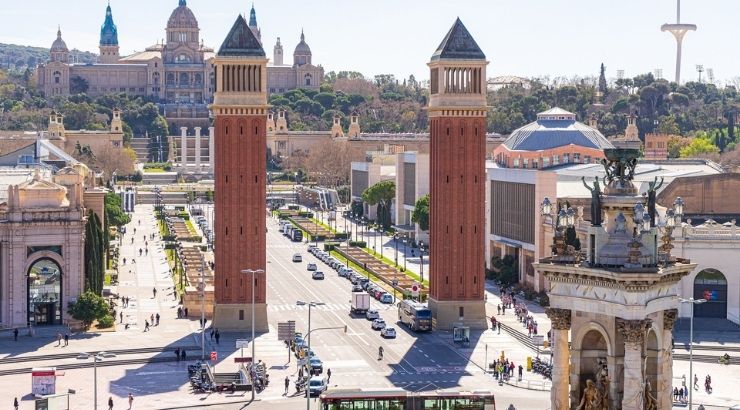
[[503, 377, 552, 391]]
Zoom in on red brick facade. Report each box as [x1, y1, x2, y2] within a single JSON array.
[[214, 115, 267, 305], [429, 116, 486, 301]]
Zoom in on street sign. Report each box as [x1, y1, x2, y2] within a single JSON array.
[[277, 320, 296, 341], [234, 357, 252, 363], [391, 279, 398, 287], [532, 335, 544, 346], [210, 351, 217, 362], [235, 339, 249, 349], [411, 282, 420, 297]]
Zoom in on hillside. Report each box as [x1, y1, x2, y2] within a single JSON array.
[[0, 43, 98, 70]]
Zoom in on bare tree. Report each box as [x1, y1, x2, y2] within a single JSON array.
[[73, 144, 135, 182], [304, 140, 352, 187]]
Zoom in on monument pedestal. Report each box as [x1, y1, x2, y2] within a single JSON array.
[[428, 298, 487, 330], [211, 303, 268, 332]]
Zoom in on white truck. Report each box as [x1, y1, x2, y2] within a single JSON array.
[[350, 292, 371, 314]]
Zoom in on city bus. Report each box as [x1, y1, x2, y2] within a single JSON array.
[[398, 300, 432, 331], [320, 388, 495, 410]]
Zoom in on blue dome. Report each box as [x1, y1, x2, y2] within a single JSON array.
[[100, 4, 118, 46], [503, 108, 614, 151]]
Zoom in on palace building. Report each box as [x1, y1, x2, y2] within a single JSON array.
[[37, 1, 323, 132]]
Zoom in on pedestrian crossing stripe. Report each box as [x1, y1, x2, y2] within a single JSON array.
[[267, 303, 347, 312]]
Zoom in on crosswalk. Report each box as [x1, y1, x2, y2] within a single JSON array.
[[267, 303, 348, 312]]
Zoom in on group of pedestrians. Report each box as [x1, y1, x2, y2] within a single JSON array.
[[209, 328, 221, 344], [177, 306, 189, 318], [55, 332, 70, 347], [491, 357, 517, 382]]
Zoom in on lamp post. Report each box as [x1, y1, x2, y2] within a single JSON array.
[[77, 352, 115, 410], [680, 297, 706, 410], [393, 233, 399, 266], [199, 259, 206, 360], [296, 300, 325, 410], [659, 197, 684, 264], [373, 226, 377, 255], [418, 241, 425, 286], [241, 268, 265, 401], [403, 233, 409, 271], [379, 228, 384, 258]]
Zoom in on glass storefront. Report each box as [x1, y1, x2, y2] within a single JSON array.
[[28, 259, 63, 326]]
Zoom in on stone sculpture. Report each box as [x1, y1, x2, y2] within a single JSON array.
[[576, 379, 603, 410], [582, 177, 603, 226]]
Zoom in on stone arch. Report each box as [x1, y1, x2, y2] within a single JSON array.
[[26, 253, 65, 326], [693, 268, 728, 319], [572, 321, 613, 356], [573, 322, 613, 405], [645, 328, 660, 405]]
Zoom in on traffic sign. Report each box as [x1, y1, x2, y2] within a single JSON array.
[[391, 279, 398, 287], [234, 357, 252, 363], [210, 351, 217, 362], [235, 339, 249, 349], [277, 320, 296, 341], [411, 282, 420, 297]]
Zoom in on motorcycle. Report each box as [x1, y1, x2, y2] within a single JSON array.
[[718, 355, 731, 365]]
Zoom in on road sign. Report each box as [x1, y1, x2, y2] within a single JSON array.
[[411, 282, 420, 297], [210, 351, 217, 362], [235, 339, 249, 349], [234, 357, 252, 363], [391, 279, 398, 287], [277, 320, 296, 341], [532, 335, 544, 346]]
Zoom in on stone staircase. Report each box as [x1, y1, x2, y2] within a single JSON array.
[[130, 137, 151, 163], [142, 172, 179, 185]]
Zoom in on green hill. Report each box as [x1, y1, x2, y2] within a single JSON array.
[[0, 43, 97, 70]]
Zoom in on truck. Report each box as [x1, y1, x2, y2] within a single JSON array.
[[350, 292, 371, 315]]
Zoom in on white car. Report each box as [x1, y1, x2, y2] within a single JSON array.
[[308, 376, 327, 396], [306, 263, 317, 271], [312, 271, 325, 280], [371, 318, 386, 330], [292, 253, 302, 262], [380, 327, 396, 338], [365, 309, 379, 320]]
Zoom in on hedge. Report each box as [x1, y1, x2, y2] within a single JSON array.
[[349, 241, 367, 248], [324, 242, 339, 251]]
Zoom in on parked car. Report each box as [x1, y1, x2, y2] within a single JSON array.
[[307, 263, 317, 271], [380, 293, 394, 304], [308, 357, 323, 374], [338, 268, 352, 278], [351, 284, 363, 292], [312, 271, 325, 280], [371, 318, 387, 330], [292, 253, 303, 262], [358, 278, 370, 288], [308, 376, 327, 396], [372, 288, 384, 299], [381, 327, 397, 338], [366, 309, 379, 320]]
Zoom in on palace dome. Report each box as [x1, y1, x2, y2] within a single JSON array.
[[167, 0, 199, 30], [293, 31, 311, 56], [502, 108, 613, 152], [51, 28, 68, 52]]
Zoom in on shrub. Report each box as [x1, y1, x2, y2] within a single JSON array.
[[97, 315, 115, 328], [69, 291, 110, 330], [537, 291, 550, 307], [349, 241, 367, 248], [288, 205, 300, 210], [324, 243, 338, 251]]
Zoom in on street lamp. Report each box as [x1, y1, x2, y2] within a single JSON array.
[[199, 259, 206, 360], [393, 233, 399, 266], [418, 241, 425, 286], [403, 233, 409, 271], [379, 228, 384, 258], [76, 352, 116, 410], [679, 297, 706, 410], [296, 300, 325, 410], [241, 268, 265, 401]]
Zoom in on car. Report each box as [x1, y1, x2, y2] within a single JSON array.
[[358, 278, 370, 288], [292, 336, 304, 351], [372, 288, 384, 299], [307, 263, 317, 271], [308, 376, 327, 396], [366, 309, 379, 320], [292, 253, 303, 262], [312, 271, 325, 280], [380, 293, 394, 304], [371, 318, 386, 330], [338, 268, 351, 277], [294, 340, 308, 355], [307, 357, 323, 374], [351, 284, 363, 292], [381, 327, 397, 338], [350, 275, 361, 285]]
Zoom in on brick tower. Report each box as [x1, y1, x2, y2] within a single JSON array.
[[210, 15, 269, 331], [427, 19, 488, 330]]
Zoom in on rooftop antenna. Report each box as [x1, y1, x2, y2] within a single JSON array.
[[696, 65, 704, 83]]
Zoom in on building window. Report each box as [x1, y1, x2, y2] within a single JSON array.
[[270, 88, 275, 93], [120, 87, 125, 92], [553, 155, 559, 165], [304, 73, 312, 86], [563, 153, 570, 163], [574, 153, 581, 163], [584, 155, 591, 164], [513, 158, 519, 168], [533, 161, 538, 169], [53, 71, 61, 84], [523, 158, 529, 169], [542, 157, 550, 168]]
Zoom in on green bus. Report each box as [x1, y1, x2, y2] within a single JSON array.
[[320, 388, 496, 410]]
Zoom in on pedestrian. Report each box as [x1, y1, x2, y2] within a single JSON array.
[[210, 328, 215, 340], [64, 333, 69, 346], [13, 328, 18, 342], [134, 228, 137, 235], [132, 258, 136, 264], [144, 320, 150, 332], [694, 374, 698, 389], [138, 220, 141, 226], [327, 368, 331, 383], [56, 332, 62, 346], [184, 307, 189, 317], [145, 248, 148, 256], [181, 349, 186, 361], [156, 313, 160, 326], [108, 396, 114, 409], [128, 393, 133, 409], [177, 306, 182, 318], [284, 376, 289, 395], [215, 329, 220, 345], [150, 313, 154, 325], [490, 316, 495, 331], [153, 287, 157, 298], [298, 367, 303, 379], [497, 322, 501, 334], [14, 397, 19, 410], [123, 257, 126, 265], [139, 248, 142, 256], [518, 365, 523, 380], [175, 348, 180, 361], [120, 311, 124, 323], [497, 305, 501, 315]]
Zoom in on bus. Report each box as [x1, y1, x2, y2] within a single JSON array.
[[398, 300, 432, 331], [291, 229, 303, 242], [320, 388, 495, 410]]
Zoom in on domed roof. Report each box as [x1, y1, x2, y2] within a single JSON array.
[[293, 30, 311, 55], [502, 107, 614, 152], [167, 0, 199, 30], [100, 3, 119, 46], [51, 28, 68, 52]]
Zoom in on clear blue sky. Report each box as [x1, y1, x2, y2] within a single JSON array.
[[2, 0, 737, 84]]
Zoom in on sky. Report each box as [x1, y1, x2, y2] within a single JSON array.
[[2, 0, 738, 84]]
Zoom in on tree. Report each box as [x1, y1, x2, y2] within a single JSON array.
[[68, 290, 110, 329], [70, 76, 89, 94], [73, 144, 135, 183], [598, 63, 607, 101], [84, 210, 105, 294], [361, 180, 395, 229], [411, 194, 429, 231], [304, 140, 352, 187], [667, 136, 691, 158], [680, 135, 720, 158], [658, 115, 681, 135], [105, 192, 131, 227]]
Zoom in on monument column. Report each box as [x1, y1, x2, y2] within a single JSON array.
[[659, 310, 678, 410], [618, 318, 651, 410], [194, 127, 202, 168], [180, 127, 187, 167], [546, 308, 571, 410], [208, 126, 215, 170]]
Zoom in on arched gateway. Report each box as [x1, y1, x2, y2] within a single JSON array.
[[693, 268, 728, 318], [27, 258, 63, 326]]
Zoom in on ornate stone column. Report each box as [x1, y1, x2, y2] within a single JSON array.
[[180, 127, 187, 167], [208, 126, 215, 170], [618, 318, 651, 410], [546, 308, 571, 410], [659, 310, 677, 410], [194, 127, 202, 169]]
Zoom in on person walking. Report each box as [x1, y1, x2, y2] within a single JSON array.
[[144, 320, 150, 332], [150, 314, 154, 325], [128, 393, 133, 409], [120, 311, 124, 323], [56, 332, 62, 346], [108, 396, 114, 409], [14, 397, 19, 409], [152, 287, 157, 298], [284, 376, 290, 395], [215, 329, 220, 345], [210, 328, 215, 340], [64, 333, 69, 346], [181, 349, 187, 361], [13, 328, 18, 342], [694, 374, 699, 389], [184, 307, 189, 317], [326, 368, 331, 383], [155, 313, 160, 326]]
